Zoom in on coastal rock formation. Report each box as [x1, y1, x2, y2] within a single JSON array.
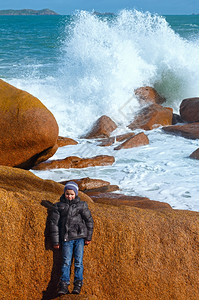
[[89, 192, 172, 210], [98, 132, 135, 147], [190, 148, 199, 160], [81, 115, 117, 139], [0, 79, 59, 169], [57, 136, 78, 147], [60, 177, 110, 191], [59, 177, 119, 193], [114, 132, 149, 150], [1, 166, 199, 299], [162, 123, 199, 139], [32, 144, 58, 167], [128, 104, 173, 130], [172, 113, 184, 125], [180, 98, 199, 123], [32, 155, 115, 170], [135, 86, 166, 105]]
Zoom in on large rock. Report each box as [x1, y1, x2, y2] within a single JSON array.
[[57, 136, 78, 147], [180, 98, 199, 123], [0, 79, 59, 169], [59, 177, 119, 193], [135, 86, 166, 105], [81, 115, 117, 139], [162, 123, 199, 139], [60, 177, 111, 190], [1, 166, 199, 299], [33, 155, 115, 170], [128, 104, 173, 131], [89, 192, 172, 210], [114, 132, 149, 150]]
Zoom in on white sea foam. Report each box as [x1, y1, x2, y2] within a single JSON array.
[[10, 10, 199, 135], [7, 10, 199, 210]]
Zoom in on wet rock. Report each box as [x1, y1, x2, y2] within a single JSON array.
[[0, 79, 59, 169], [114, 132, 149, 150], [190, 148, 199, 160], [180, 98, 199, 123], [60, 177, 119, 193], [81, 115, 117, 139], [162, 123, 199, 139], [98, 132, 135, 147], [60, 177, 110, 191], [57, 136, 78, 147], [98, 137, 115, 147], [172, 113, 184, 125], [128, 104, 173, 130], [90, 192, 172, 210], [1, 166, 199, 299], [32, 155, 115, 170], [134, 86, 166, 105], [85, 185, 119, 194]]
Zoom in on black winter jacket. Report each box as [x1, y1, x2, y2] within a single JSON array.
[[49, 195, 94, 245]]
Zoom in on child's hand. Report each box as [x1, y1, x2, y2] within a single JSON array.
[[84, 240, 91, 245], [53, 244, 60, 249]]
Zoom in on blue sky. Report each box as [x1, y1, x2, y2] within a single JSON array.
[[0, 0, 198, 15]]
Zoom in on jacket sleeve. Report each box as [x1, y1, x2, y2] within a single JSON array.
[[49, 204, 60, 245], [81, 202, 94, 241]]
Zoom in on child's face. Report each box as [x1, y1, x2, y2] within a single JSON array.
[[64, 189, 76, 201]]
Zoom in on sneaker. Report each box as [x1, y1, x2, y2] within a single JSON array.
[[72, 280, 82, 294], [58, 281, 69, 295]]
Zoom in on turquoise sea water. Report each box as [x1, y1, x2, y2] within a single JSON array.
[[1, 14, 199, 79], [0, 11, 199, 210]]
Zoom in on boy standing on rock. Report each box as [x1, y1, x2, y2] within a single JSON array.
[[49, 181, 94, 295]]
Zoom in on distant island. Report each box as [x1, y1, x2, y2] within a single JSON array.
[[0, 9, 59, 15], [93, 11, 114, 16]]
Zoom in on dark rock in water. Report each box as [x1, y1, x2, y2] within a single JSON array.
[[162, 123, 199, 139], [98, 132, 135, 147], [180, 97, 199, 123], [190, 148, 199, 160], [172, 113, 184, 125]]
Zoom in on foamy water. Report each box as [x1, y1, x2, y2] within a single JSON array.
[[2, 10, 199, 210]]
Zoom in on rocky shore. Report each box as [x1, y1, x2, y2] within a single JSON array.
[[0, 79, 199, 299], [1, 166, 199, 299]]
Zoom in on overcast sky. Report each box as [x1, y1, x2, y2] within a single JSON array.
[[0, 0, 198, 15]]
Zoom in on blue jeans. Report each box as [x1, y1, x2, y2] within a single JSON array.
[[61, 238, 84, 284]]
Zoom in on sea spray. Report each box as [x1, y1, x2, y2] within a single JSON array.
[[7, 10, 199, 137], [56, 9, 199, 135], [2, 12, 198, 210]]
